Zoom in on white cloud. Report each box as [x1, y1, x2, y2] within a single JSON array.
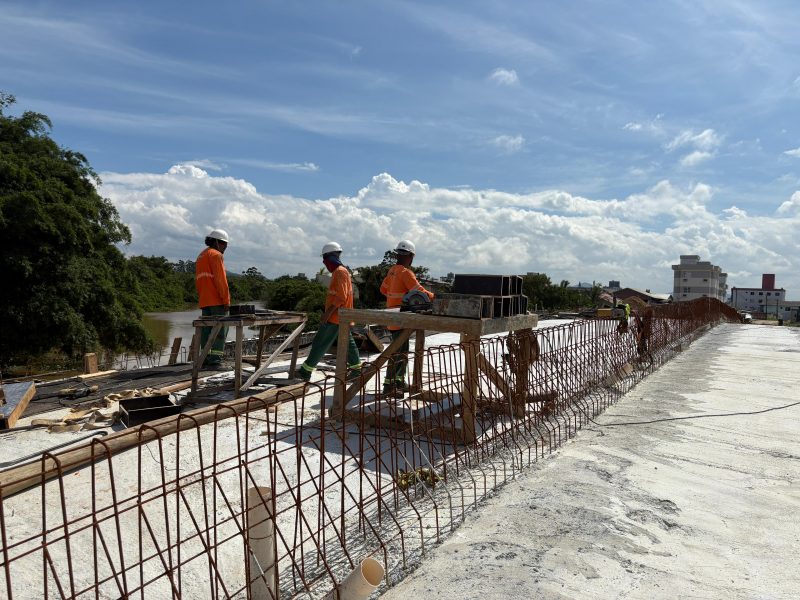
[[182, 159, 225, 171], [680, 150, 713, 167], [667, 128, 722, 152], [226, 159, 320, 172], [623, 122, 642, 131], [783, 147, 800, 157], [98, 167, 800, 294], [488, 68, 519, 86], [491, 134, 525, 153], [777, 191, 800, 215]]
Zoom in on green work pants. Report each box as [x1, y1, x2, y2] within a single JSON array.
[[200, 305, 228, 365], [384, 329, 410, 386], [301, 322, 361, 373]]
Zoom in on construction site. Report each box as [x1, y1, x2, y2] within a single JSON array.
[[0, 288, 749, 599]]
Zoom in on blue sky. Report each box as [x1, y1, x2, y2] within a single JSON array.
[[2, 1, 800, 293]]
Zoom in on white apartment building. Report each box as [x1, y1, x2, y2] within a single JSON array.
[[671, 255, 728, 302]]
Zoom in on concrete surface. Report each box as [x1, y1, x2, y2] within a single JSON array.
[[381, 323, 800, 600]]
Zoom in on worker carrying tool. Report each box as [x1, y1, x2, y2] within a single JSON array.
[[294, 242, 362, 382], [380, 240, 435, 397], [195, 228, 231, 368]]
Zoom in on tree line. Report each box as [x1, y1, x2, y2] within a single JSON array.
[[1, 92, 601, 369]]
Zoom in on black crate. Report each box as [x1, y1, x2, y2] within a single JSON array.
[[229, 304, 256, 315], [453, 274, 511, 296], [119, 395, 181, 428]]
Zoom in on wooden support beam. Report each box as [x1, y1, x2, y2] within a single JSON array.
[[167, 337, 182, 365], [0, 381, 36, 430], [331, 328, 413, 418], [412, 329, 425, 393], [459, 333, 479, 444]]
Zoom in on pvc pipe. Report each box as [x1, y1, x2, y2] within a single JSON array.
[[246, 486, 277, 600], [323, 557, 385, 600]]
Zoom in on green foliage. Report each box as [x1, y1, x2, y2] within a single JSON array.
[[228, 266, 269, 302], [265, 277, 324, 311], [294, 286, 326, 330], [127, 255, 186, 311], [522, 273, 602, 311], [0, 94, 152, 366]]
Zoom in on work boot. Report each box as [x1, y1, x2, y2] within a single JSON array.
[[346, 367, 363, 382], [382, 382, 406, 399], [294, 366, 312, 382]]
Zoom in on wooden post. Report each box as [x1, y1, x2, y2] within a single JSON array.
[[412, 329, 425, 393], [188, 333, 197, 361], [234, 325, 244, 397], [331, 322, 352, 418], [168, 337, 182, 365], [460, 333, 479, 444], [83, 353, 98, 374], [289, 327, 301, 375]]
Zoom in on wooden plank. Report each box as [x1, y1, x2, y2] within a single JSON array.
[[240, 320, 307, 392], [338, 308, 538, 337], [0, 381, 308, 497], [77, 369, 117, 381], [331, 329, 414, 418], [167, 337, 182, 365], [0, 381, 36, 430], [83, 353, 98, 374], [476, 354, 512, 398], [364, 327, 385, 352]]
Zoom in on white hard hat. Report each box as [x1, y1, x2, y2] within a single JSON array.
[[208, 228, 229, 243], [395, 239, 416, 255], [321, 241, 343, 256]]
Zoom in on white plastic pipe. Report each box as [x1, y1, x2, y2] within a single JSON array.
[[323, 557, 385, 600], [246, 486, 277, 600]]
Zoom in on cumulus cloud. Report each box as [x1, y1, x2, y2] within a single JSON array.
[[680, 150, 713, 167], [784, 147, 800, 157], [491, 134, 525, 153], [98, 167, 800, 294], [488, 67, 519, 85]]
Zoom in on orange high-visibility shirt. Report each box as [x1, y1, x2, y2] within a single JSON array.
[[195, 247, 231, 308], [326, 265, 354, 325], [380, 265, 434, 330]]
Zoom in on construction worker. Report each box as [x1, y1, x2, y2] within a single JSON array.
[[294, 242, 362, 382], [380, 240, 434, 396], [195, 228, 231, 367]]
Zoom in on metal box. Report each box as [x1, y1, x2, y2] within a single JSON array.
[[452, 274, 524, 296], [119, 395, 181, 428]]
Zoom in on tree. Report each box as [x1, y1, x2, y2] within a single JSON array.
[[0, 93, 152, 366]]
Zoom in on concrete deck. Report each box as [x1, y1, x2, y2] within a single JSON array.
[[381, 323, 800, 600]]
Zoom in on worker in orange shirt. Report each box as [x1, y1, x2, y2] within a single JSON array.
[[294, 242, 362, 382], [195, 228, 231, 367], [380, 240, 434, 396]]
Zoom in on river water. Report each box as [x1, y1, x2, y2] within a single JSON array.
[[142, 302, 267, 355]]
